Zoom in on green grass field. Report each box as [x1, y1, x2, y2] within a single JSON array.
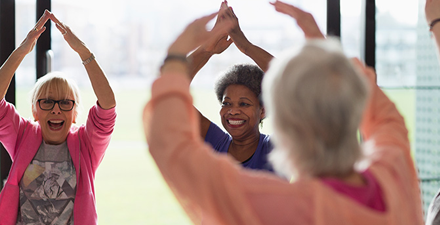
[[12, 87, 415, 224]]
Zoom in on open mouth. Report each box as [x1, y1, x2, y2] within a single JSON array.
[[48, 120, 64, 130], [227, 119, 245, 126]]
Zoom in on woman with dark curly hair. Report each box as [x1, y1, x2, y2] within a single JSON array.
[[188, 1, 275, 172]]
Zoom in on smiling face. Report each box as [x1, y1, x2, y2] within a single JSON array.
[[220, 84, 265, 140], [33, 87, 76, 145], [31, 74, 80, 145]]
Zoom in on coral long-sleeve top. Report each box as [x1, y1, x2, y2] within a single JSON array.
[[144, 71, 424, 225]]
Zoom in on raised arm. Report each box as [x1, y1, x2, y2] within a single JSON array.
[[426, 0, 440, 58], [0, 11, 50, 99], [145, 13, 266, 224], [225, 2, 274, 72], [49, 13, 116, 109], [185, 2, 237, 139], [354, 58, 410, 155], [187, 1, 233, 79]]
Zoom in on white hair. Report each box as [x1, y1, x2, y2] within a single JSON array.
[[263, 38, 369, 178]]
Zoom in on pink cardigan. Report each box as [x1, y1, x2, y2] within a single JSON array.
[[144, 72, 424, 225], [0, 99, 116, 225]]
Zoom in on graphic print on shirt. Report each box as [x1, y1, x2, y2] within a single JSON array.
[[17, 141, 76, 225]]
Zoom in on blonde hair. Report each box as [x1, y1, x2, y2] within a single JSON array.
[[30, 72, 81, 120], [263, 39, 369, 178]]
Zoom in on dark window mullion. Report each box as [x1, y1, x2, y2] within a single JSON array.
[[327, 0, 341, 37], [0, 0, 16, 190], [36, 0, 51, 79], [361, 0, 376, 69]]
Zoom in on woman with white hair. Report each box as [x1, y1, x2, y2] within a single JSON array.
[[144, 1, 424, 224], [0, 10, 116, 224]]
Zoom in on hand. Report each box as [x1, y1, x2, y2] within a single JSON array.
[[200, 1, 233, 54], [168, 12, 234, 56], [221, 2, 250, 48], [351, 58, 377, 84], [426, 0, 440, 25], [15, 10, 50, 56], [49, 13, 91, 58], [270, 0, 325, 39]]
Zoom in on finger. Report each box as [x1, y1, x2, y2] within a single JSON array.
[[272, 1, 300, 18], [218, 2, 229, 21], [197, 12, 218, 26], [210, 20, 234, 38], [223, 7, 236, 19], [55, 23, 68, 36], [25, 26, 46, 48], [36, 26, 47, 36], [33, 26, 47, 42], [49, 13, 67, 31], [34, 10, 50, 31], [29, 26, 47, 40], [228, 6, 237, 17], [221, 1, 228, 10]]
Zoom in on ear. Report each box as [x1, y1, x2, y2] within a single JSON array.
[[260, 106, 266, 120], [73, 111, 77, 124], [32, 109, 38, 122]]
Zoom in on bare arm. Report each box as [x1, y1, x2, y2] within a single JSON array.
[[185, 2, 236, 138], [187, 1, 233, 80], [187, 36, 231, 81], [225, 3, 274, 72], [0, 11, 50, 99], [50, 13, 116, 109], [165, 12, 233, 139]]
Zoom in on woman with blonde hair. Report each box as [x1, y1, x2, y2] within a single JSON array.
[[0, 10, 116, 224]]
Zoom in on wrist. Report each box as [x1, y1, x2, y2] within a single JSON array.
[[13, 46, 30, 58], [230, 32, 250, 51], [82, 53, 95, 66], [194, 46, 215, 57], [78, 49, 92, 61], [160, 61, 188, 74], [160, 54, 190, 74]]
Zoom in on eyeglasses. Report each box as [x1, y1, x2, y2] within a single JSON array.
[[37, 99, 75, 111]]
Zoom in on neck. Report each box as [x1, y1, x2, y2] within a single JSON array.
[[340, 171, 366, 186], [228, 134, 260, 163], [320, 170, 366, 186]]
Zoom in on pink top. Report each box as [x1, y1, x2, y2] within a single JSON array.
[[321, 170, 385, 212], [144, 71, 424, 225]]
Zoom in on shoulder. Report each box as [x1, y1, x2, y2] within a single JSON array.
[[259, 133, 273, 152], [205, 122, 230, 141], [205, 122, 231, 153]]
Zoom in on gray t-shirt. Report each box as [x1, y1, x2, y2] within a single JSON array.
[[17, 141, 77, 225]]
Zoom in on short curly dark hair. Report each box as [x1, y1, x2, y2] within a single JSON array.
[[215, 64, 264, 106]]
